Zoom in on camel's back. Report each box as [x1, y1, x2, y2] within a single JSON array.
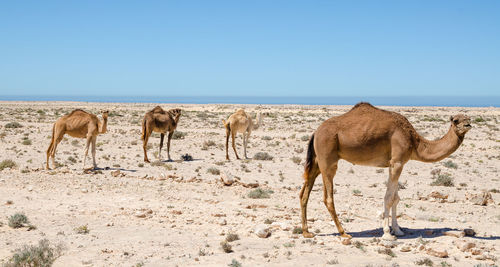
[[59, 109, 98, 133], [228, 109, 250, 131]]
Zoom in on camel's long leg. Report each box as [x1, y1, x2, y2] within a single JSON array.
[[159, 133, 165, 160], [91, 135, 97, 169], [225, 125, 231, 160], [382, 161, 403, 240], [46, 135, 55, 170], [49, 129, 64, 169], [143, 125, 152, 163], [321, 162, 350, 238], [300, 164, 320, 238], [231, 131, 239, 159], [243, 132, 248, 159], [82, 134, 92, 169], [166, 131, 173, 161], [391, 189, 404, 236]]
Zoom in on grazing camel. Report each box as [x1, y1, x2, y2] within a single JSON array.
[[141, 106, 182, 163], [300, 102, 471, 240], [46, 109, 108, 170], [222, 109, 263, 160]]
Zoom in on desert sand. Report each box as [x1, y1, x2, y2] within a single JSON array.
[[0, 101, 498, 267]]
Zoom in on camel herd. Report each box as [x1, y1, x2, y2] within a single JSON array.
[[44, 102, 472, 240]]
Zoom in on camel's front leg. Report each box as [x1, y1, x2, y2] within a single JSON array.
[[382, 161, 403, 240], [83, 135, 92, 169], [391, 191, 404, 236], [243, 132, 248, 159], [166, 132, 173, 161]]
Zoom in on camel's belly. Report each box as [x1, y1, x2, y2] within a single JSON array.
[[66, 130, 87, 138]]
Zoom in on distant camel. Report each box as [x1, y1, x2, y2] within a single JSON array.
[[46, 109, 108, 170], [300, 102, 471, 240], [222, 109, 263, 160], [141, 106, 182, 163]]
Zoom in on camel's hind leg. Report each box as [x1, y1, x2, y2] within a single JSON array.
[[231, 131, 240, 159], [382, 160, 404, 240], [91, 135, 97, 169], [320, 161, 350, 238], [159, 133, 165, 161], [142, 126, 152, 163], [300, 162, 320, 238]]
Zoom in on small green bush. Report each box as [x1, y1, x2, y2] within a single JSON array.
[[0, 159, 16, 170], [248, 188, 273, 199], [8, 213, 29, 228], [225, 233, 239, 242], [3, 239, 64, 267], [253, 152, 273, 160], [74, 225, 90, 234], [172, 131, 187, 139], [430, 173, 454, 187], [443, 160, 458, 169], [207, 167, 220, 175], [5, 122, 23, 129]]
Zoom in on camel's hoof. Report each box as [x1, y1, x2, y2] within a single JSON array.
[[144, 159, 150, 163], [382, 233, 397, 241], [392, 228, 405, 236], [302, 231, 315, 238], [341, 233, 352, 239]]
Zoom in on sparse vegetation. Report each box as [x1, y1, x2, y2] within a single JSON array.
[[326, 258, 339, 265], [228, 259, 241, 267], [248, 188, 273, 199], [353, 241, 366, 252], [74, 224, 90, 234], [291, 156, 301, 165], [300, 135, 310, 141], [292, 227, 303, 234], [220, 241, 233, 253], [3, 239, 64, 267], [22, 138, 32, 145], [8, 213, 35, 229], [415, 258, 433, 266], [253, 152, 273, 160], [261, 136, 272, 141], [207, 167, 220, 175], [5, 122, 23, 128], [0, 159, 16, 170], [172, 131, 187, 139], [225, 233, 240, 242], [378, 247, 396, 257], [443, 160, 458, 169], [430, 173, 454, 187]]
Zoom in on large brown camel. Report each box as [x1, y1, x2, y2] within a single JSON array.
[[222, 109, 263, 160], [300, 102, 471, 240], [141, 106, 182, 163], [46, 109, 108, 170]]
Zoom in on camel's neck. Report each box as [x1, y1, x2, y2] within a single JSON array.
[[412, 126, 463, 162], [99, 117, 108, 134], [253, 113, 262, 130]]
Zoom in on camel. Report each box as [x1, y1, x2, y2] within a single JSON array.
[[222, 109, 263, 160], [46, 109, 108, 170], [300, 102, 471, 240], [141, 106, 182, 163]]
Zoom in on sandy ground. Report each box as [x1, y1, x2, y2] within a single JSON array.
[[0, 101, 498, 267]]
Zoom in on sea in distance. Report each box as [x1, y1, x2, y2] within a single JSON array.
[[0, 95, 498, 107]]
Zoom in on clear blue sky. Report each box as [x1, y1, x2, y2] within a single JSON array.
[[1, 1, 499, 97]]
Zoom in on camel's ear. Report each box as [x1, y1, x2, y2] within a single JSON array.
[[450, 116, 458, 124]]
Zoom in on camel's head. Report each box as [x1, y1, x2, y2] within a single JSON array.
[[169, 109, 182, 121], [102, 110, 109, 119], [450, 114, 471, 136]]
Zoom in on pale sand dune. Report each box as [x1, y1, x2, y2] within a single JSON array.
[[0, 101, 499, 266]]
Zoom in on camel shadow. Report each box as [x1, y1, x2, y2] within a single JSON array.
[[84, 166, 137, 173], [320, 227, 500, 241], [157, 159, 204, 163]]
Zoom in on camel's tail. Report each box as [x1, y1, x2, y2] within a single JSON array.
[[303, 133, 319, 180]]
